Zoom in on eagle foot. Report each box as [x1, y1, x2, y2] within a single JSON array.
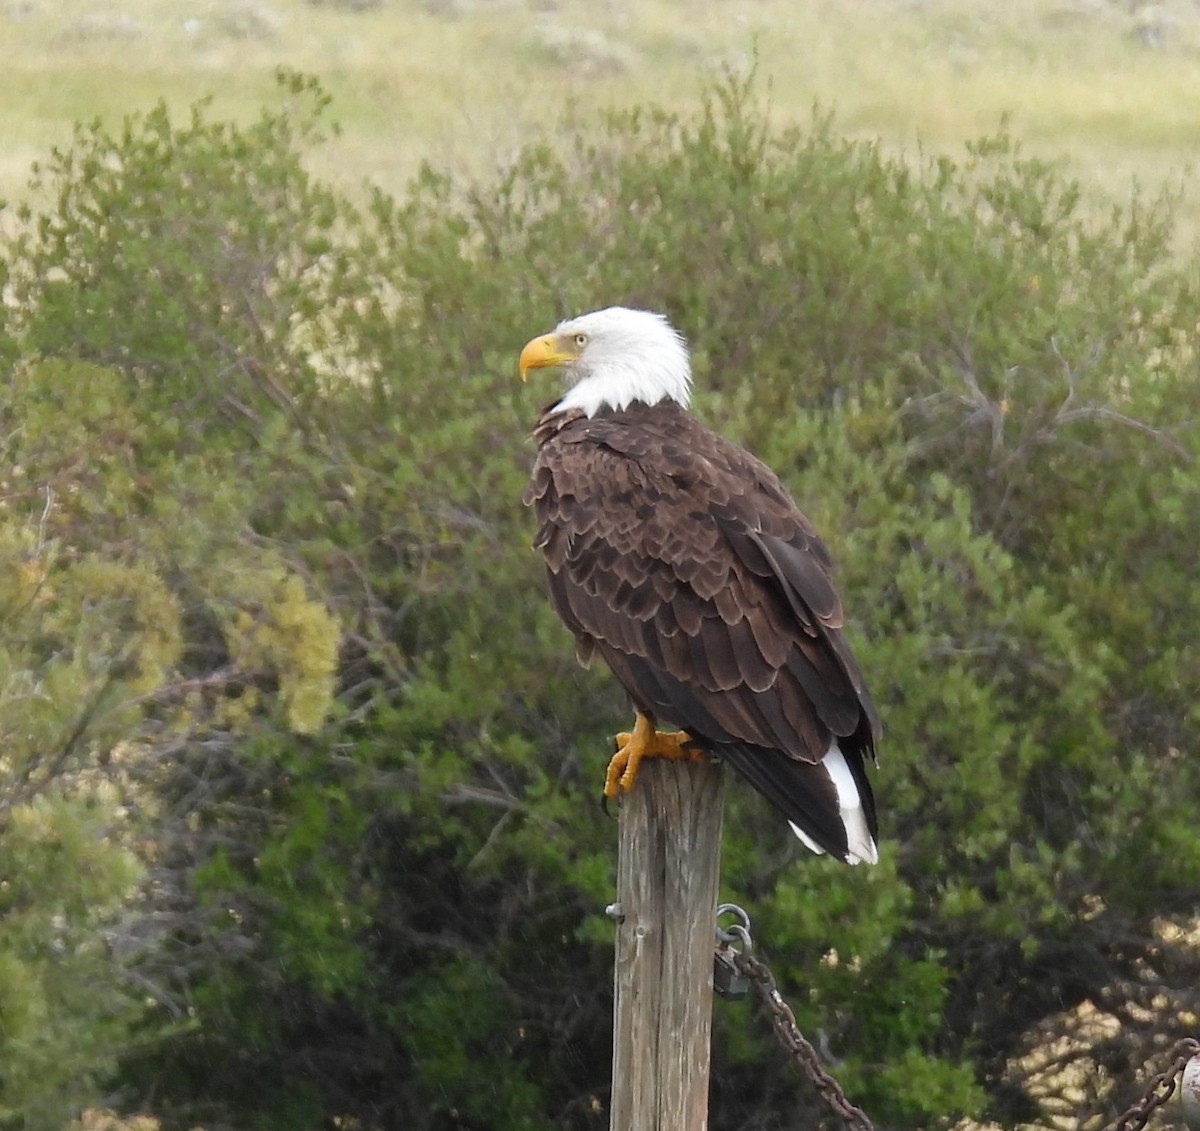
[[603, 712, 705, 799]]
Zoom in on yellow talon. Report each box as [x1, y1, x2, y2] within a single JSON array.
[[603, 712, 706, 798]]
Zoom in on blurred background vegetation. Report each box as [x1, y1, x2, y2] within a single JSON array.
[[2, 3, 1200, 1131], [4, 0, 1200, 244]]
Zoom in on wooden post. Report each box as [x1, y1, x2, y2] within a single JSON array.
[[610, 757, 726, 1131]]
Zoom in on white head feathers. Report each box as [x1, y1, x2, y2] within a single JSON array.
[[549, 307, 693, 417]]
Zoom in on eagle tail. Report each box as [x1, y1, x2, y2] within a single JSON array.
[[714, 740, 878, 865]]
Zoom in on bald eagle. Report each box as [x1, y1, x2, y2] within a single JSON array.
[[519, 307, 880, 865]]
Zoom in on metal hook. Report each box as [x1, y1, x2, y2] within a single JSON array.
[[715, 902, 753, 952], [713, 903, 754, 1002]]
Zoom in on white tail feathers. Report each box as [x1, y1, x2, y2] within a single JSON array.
[[788, 744, 878, 866]]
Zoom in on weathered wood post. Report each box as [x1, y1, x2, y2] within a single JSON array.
[[610, 757, 726, 1131]]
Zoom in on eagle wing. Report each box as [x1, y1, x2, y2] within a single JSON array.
[[525, 407, 879, 855]]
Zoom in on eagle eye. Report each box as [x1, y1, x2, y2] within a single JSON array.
[[573, 333, 588, 349]]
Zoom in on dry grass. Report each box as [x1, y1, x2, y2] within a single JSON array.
[[4, 0, 1200, 246]]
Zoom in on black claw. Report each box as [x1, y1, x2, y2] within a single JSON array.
[[600, 791, 618, 819]]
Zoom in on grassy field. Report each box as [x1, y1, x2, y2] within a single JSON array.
[[4, 0, 1200, 245]]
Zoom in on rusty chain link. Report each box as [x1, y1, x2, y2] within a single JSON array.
[[726, 946, 1199, 1131], [730, 949, 874, 1131], [1114, 1038, 1200, 1131], [715, 907, 1198, 1131]]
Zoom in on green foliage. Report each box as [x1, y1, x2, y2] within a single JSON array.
[[0, 794, 146, 1131], [7, 70, 349, 452], [2, 68, 1199, 1131]]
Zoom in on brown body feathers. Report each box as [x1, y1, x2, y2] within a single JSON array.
[[525, 398, 881, 862]]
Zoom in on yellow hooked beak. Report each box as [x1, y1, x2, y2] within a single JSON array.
[[518, 333, 580, 381]]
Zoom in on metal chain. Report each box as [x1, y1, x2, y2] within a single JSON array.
[[1113, 1038, 1200, 1131], [731, 949, 875, 1131], [715, 904, 1196, 1131]]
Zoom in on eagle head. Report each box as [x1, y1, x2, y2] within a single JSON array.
[[519, 306, 693, 417]]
